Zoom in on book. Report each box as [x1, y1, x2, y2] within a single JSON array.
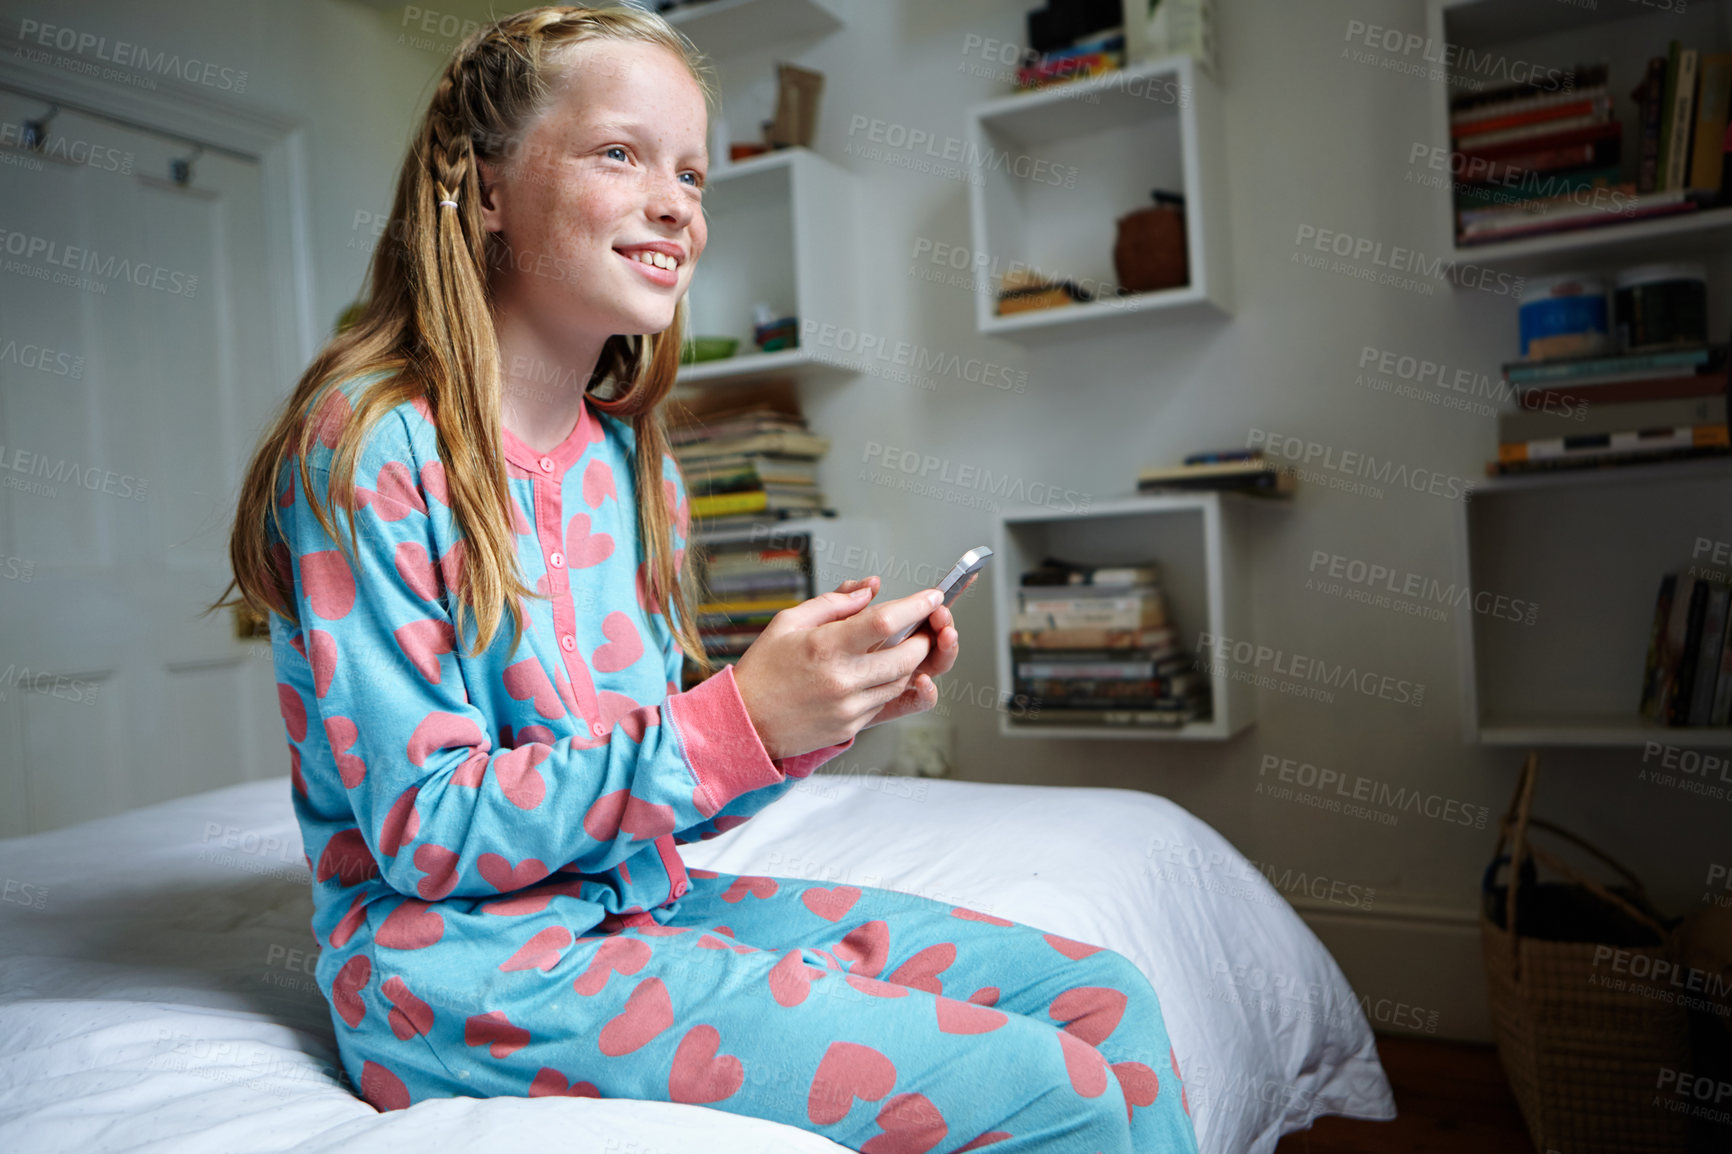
[[1667, 48, 1700, 191], [674, 430, 831, 460], [1456, 109, 1616, 153], [1518, 372, 1728, 413], [1498, 395, 1727, 443], [1669, 575, 1712, 725], [1450, 63, 1607, 117], [1690, 54, 1732, 193], [1454, 165, 1623, 212], [1656, 572, 1702, 723], [1640, 574, 1678, 720], [1458, 137, 1623, 188], [1008, 700, 1208, 727], [1689, 583, 1731, 724], [1490, 443, 1730, 475], [1020, 557, 1163, 587], [1498, 423, 1728, 465], [1451, 86, 1610, 132], [1636, 56, 1669, 194], [1710, 596, 1732, 725], [1505, 346, 1718, 387], [1660, 41, 1684, 192], [1008, 625, 1176, 650]]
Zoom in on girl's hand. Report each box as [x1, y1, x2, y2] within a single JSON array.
[[836, 576, 959, 731], [732, 575, 958, 760]]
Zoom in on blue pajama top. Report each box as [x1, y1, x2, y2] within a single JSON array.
[[267, 370, 851, 1008]]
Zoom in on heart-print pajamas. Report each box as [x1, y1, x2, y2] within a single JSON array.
[[270, 372, 1198, 1154]]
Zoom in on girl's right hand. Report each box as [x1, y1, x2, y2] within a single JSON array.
[[732, 578, 944, 761]]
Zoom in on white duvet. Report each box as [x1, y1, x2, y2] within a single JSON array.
[[0, 773, 1393, 1153]]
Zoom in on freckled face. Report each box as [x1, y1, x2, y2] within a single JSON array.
[[481, 39, 708, 346]]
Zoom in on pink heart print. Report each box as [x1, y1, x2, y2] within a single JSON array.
[[308, 629, 338, 697], [768, 949, 830, 1007], [499, 926, 575, 973], [808, 1041, 898, 1126], [477, 853, 549, 891], [465, 1010, 530, 1059], [1057, 1029, 1110, 1098], [375, 899, 445, 949], [583, 458, 617, 507], [412, 842, 459, 900], [1112, 1060, 1161, 1121], [406, 711, 487, 768], [394, 618, 454, 683], [934, 997, 1008, 1035], [383, 976, 435, 1040], [886, 942, 955, 995], [1048, 986, 1128, 1047], [529, 1068, 600, 1098], [565, 512, 615, 569], [379, 786, 421, 856], [394, 542, 440, 601], [503, 659, 566, 720], [834, 920, 890, 977], [1042, 932, 1104, 960], [722, 875, 779, 903], [591, 611, 643, 672], [356, 461, 427, 520], [360, 1061, 410, 1111], [300, 550, 355, 620], [332, 954, 370, 1027], [668, 1024, 744, 1104], [863, 1092, 948, 1154], [318, 827, 378, 886], [573, 936, 653, 996], [598, 976, 674, 1056], [324, 716, 366, 788], [493, 743, 551, 810], [801, 885, 862, 922]]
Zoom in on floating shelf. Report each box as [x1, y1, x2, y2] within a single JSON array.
[[965, 54, 1232, 340], [679, 147, 855, 387], [1427, 0, 1732, 272], [991, 491, 1271, 741], [658, 0, 845, 58], [1455, 457, 1732, 746]]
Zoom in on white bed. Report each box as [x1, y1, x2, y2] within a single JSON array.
[[0, 772, 1394, 1153]]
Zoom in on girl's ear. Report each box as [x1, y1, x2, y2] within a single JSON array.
[[477, 158, 505, 233]]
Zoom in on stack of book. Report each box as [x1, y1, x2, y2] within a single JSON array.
[[1017, 0, 1125, 93], [1450, 58, 1712, 246], [669, 379, 833, 536], [1641, 570, 1732, 727], [1492, 344, 1729, 474], [1008, 557, 1210, 728], [685, 529, 815, 688], [1137, 449, 1296, 496]]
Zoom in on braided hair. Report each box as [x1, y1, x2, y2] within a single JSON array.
[[217, 6, 716, 679]]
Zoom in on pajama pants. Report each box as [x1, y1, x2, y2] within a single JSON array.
[[355, 869, 1200, 1154]]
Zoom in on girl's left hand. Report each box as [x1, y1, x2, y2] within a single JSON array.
[[832, 576, 958, 729]]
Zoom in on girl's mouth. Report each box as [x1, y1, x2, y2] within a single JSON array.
[[616, 246, 681, 287]]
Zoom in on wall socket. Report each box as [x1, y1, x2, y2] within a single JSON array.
[[890, 713, 955, 778]]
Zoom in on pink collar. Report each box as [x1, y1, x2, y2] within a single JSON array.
[[499, 396, 598, 475]]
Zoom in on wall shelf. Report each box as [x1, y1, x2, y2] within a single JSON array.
[[965, 54, 1232, 340], [1426, 0, 1732, 273], [659, 0, 845, 60], [1454, 460, 1732, 746], [679, 147, 856, 388], [991, 491, 1269, 741]]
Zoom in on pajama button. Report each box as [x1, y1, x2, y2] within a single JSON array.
[[560, 634, 575, 651], [538, 456, 554, 473], [549, 551, 565, 568], [592, 722, 607, 736]]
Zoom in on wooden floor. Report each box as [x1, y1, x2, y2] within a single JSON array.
[[1273, 1035, 1535, 1154]]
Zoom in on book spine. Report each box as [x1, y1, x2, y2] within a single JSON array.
[[1668, 49, 1700, 191], [1641, 574, 1678, 720], [1659, 42, 1682, 193], [1640, 57, 1668, 195], [1689, 584, 1731, 724], [1690, 55, 1732, 193], [1669, 576, 1711, 725]]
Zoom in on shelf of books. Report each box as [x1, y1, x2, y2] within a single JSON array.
[[1455, 448, 1732, 746], [991, 492, 1256, 741], [1428, 0, 1732, 270], [964, 53, 1232, 340], [677, 148, 855, 387]]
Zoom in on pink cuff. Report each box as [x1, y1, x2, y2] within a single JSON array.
[[665, 664, 785, 813], [773, 735, 856, 779]]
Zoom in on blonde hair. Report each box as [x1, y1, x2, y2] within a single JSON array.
[[212, 5, 715, 681]]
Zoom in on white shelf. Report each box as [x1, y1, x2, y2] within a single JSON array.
[[1479, 715, 1732, 748], [679, 147, 856, 388], [1454, 460, 1732, 745], [1427, 0, 1732, 272], [964, 54, 1232, 339], [659, 0, 844, 59], [992, 492, 1270, 742]]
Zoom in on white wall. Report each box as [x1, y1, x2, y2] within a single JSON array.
[[9, 0, 1720, 1042]]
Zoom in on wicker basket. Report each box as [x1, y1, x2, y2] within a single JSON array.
[[1481, 753, 1691, 1154]]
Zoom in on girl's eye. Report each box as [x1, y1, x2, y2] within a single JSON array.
[[604, 146, 630, 162], [679, 171, 704, 189]]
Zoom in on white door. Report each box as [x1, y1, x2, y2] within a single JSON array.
[[0, 79, 295, 835]]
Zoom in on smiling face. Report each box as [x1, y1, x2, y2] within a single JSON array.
[[479, 38, 708, 349]]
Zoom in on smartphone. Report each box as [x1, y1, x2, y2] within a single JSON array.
[[868, 546, 993, 652]]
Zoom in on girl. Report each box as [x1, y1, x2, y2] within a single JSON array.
[[216, 8, 1197, 1152]]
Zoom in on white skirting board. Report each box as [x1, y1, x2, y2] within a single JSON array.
[[1294, 903, 1493, 1045]]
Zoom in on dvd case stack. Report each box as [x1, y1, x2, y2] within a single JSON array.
[[683, 528, 815, 690], [1008, 556, 1210, 727]]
